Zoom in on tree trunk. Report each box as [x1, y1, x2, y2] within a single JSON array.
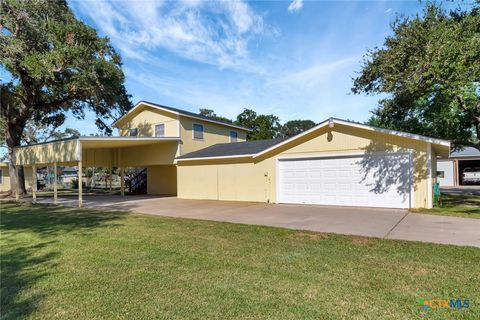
[[6, 119, 28, 196]]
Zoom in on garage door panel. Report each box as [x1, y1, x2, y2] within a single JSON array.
[[278, 154, 411, 208]]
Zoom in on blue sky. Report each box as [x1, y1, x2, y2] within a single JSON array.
[[62, 1, 444, 134]]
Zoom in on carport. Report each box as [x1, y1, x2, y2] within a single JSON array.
[[14, 136, 180, 207]]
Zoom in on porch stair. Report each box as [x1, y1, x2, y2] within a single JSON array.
[[126, 168, 147, 194]]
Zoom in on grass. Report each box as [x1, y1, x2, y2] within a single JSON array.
[[412, 194, 480, 219], [1, 203, 479, 320]]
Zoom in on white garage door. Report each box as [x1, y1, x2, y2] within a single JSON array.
[[278, 154, 412, 208], [437, 161, 454, 187]]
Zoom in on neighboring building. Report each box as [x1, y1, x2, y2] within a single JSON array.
[[437, 147, 480, 186], [60, 167, 78, 184], [10, 101, 450, 209], [0, 163, 34, 192]]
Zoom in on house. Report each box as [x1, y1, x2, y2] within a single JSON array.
[[10, 101, 450, 209], [437, 147, 480, 186], [59, 167, 79, 184], [0, 163, 33, 193]]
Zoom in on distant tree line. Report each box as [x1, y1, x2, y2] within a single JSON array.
[[199, 108, 317, 140]]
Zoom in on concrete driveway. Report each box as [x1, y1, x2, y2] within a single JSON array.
[[32, 195, 480, 248]]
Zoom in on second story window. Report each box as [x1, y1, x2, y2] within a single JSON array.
[[129, 128, 138, 136], [193, 123, 204, 140], [155, 124, 165, 137], [230, 131, 238, 142]]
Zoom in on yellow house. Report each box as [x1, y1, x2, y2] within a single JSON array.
[[10, 101, 248, 204], [176, 118, 450, 209], [0, 163, 33, 192], [11, 101, 450, 209]]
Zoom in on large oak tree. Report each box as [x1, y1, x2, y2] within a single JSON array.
[[353, 3, 480, 151], [0, 0, 132, 195]]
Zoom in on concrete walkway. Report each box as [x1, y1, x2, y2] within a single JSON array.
[[30, 195, 480, 248]]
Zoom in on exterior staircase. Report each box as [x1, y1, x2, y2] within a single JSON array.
[[126, 168, 147, 194]]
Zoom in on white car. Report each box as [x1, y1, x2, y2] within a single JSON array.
[[462, 167, 480, 184]]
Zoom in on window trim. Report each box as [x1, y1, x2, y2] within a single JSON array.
[[129, 128, 138, 136], [192, 123, 204, 140], [229, 130, 238, 143], [154, 123, 166, 137]]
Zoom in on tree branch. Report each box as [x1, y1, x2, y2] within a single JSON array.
[[36, 95, 77, 110], [452, 139, 480, 151]]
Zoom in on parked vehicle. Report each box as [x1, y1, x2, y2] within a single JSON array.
[[462, 167, 480, 184]]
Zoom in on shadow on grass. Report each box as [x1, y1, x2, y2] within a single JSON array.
[[1, 242, 58, 320], [0, 203, 126, 235], [0, 203, 126, 319], [441, 194, 480, 208]]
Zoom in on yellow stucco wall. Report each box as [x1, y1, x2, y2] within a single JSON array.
[[14, 139, 79, 166], [147, 165, 177, 195], [117, 106, 180, 137], [179, 116, 247, 155], [177, 124, 433, 208], [0, 165, 33, 192]]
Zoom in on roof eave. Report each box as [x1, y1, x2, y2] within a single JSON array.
[[113, 101, 252, 132]]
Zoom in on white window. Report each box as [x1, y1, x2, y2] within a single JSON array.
[[193, 123, 204, 140], [155, 124, 165, 137], [0, 169, 2, 184], [230, 131, 238, 142], [129, 128, 138, 136]]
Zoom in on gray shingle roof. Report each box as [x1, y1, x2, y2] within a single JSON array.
[[176, 138, 286, 159], [451, 147, 480, 158], [137, 100, 249, 131]]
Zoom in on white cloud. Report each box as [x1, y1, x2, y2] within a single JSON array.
[[273, 56, 359, 88], [288, 0, 304, 13], [385, 8, 393, 13], [72, 0, 266, 71]]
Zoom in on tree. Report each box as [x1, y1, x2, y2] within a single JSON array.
[[235, 108, 281, 140], [280, 120, 316, 138], [199, 108, 233, 123], [22, 120, 80, 145], [352, 3, 480, 150], [0, 0, 132, 195]]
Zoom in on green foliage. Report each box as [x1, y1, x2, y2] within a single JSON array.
[[0, 0, 132, 143], [280, 120, 316, 138], [22, 120, 80, 144], [199, 108, 233, 124], [70, 178, 86, 190], [353, 3, 480, 150], [235, 108, 281, 140], [200, 107, 317, 140]]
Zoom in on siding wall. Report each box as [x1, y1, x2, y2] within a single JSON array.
[[147, 165, 177, 195], [179, 116, 247, 155], [0, 166, 33, 192], [177, 124, 432, 208], [118, 107, 180, 137], [14, 139, 79, 166]]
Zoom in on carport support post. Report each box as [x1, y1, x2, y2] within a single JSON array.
[[53, 162, 58, 204], [32, 165, 37, 204], [109, 167, 112, 191], [78, 161, 83, 208], [120, 167, 125, 197]]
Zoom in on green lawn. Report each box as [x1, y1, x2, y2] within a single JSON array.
[[1, 203, 479, 320], [412, 193, 480, 219]]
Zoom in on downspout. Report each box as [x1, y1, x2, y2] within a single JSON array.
[[426, 142, 433, 209]]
